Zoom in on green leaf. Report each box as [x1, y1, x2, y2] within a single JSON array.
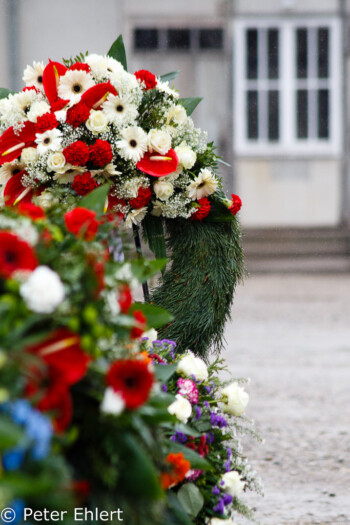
[[0, 88, 14, 100], [142, 214, 166, 261], [161, 422, 200, 438], [130, 302, 173, 329], [154, 363, 177, 383], [160, 71, 180, 82], [205, 199, 235, 223], [0, 416, 25, 450], [168, 442, 211, 471], [178, 97, 202, 116], [192, 413, 212, 433], [79, 183, 110, 215], [166, 492, 193, 525], [107, 35, 127, 71], [130, 258, 167, 282], [177, 483, 204, 518]]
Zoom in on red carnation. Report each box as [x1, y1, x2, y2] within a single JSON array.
[[89, 140, 113, 168], [106, 359, 154, 410], [23, 86, 39, 93], [72, 172, 98, 196], [35, 112, 59, 133], [229, 194, 242, 216], [118, 284, 133, 314], [70, 62, 91, 73], [134, 70, 157, 90], [17, 202, 45, 221], [66, 102, 90, 128], [0, 232, 38, 279], [64, 207, 99, 241], [131, 310, 147, 339], [63, 141, 90, 166], [191, 198, 211, 221], [51, 99, 69, 112], [129, 187, 152, 209]]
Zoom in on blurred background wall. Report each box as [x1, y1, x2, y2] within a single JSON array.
[[1, 0, 350, 271]]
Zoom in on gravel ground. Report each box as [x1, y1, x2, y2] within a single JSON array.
[[223, 274, 350, 525]]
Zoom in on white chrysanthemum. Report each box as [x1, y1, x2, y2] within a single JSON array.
[[110, 70, 140, 97], [101, 388, 125, 415], [54, 109, 67, 123], [57, 70, 94, 104], [86, 110, 109, 134], [124, 207, 148, 228], [35, 129, 62, 154], [156, 79, 179, 99], [20, 266, 65, 314], [102, 93, 138, 126], [187, 168, 218, 200], [148, 129, 172, 155], [85, 53, 108, 80], [168, 394, 192, 423], [106, 56, 125, 75], [150, 200, 163, 217], [21, 147, 39, 165], [166, 105, 187, 125], [22, 61, 45, 90], [117, 126, 148, 162], [27, 100, 50, 122], [175, 142, 197, 170]]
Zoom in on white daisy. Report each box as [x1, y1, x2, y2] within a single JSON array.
[[0, 161, 24, 187], [57, 70, 94, 104], [102, 93, 138, 126], [117, 126, 148, 163], [27, 101, 50, 122], [187, 168, 218, 200], [11, 90, 38, 121], [35, 129, 62, 154], [156, 79, 179, 99], [22, 61, 45, 91], [124, 207, 148, 228]]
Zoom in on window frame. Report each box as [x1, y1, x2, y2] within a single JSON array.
[[233, 17, 342, 156]]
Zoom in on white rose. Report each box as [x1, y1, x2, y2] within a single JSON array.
[[47, 151, 66, 172], [86, 110, 109, 134], [177, 351, 208, 382], [35, 191, 57, 209], [27, 101, 50, 122], [221, 471, 245, 498], [220, 382, 249, 416], [166, 105, 187, 124], [168, 394, 192, 423], [175, 142, 197, 170], [20, 266, 65, 314], [21, 147, 39, 164], [148, 129, 172, 155], [101, 388, 125, 415], [153, 180, 174, 201]]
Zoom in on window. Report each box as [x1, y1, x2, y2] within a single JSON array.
[[234, 18, 341, 155], [134, 28, 224, 52]]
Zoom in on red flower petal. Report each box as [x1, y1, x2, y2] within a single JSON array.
[[3, 172, 34, 206], [80, 82, 117, 111], [0, 231, 38, 279], [0, 121, 37, 165], [136, 149, 179, 177], [42, 60, 67, 105], [106, 359, 154, 410]]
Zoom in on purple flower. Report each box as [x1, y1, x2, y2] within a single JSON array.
[[195, 405, 201, 421], [223, 494, 233, 506], [206, 432, 214, 444], [162, 384, 168, 392], [212, 485, 221, 496], [213, 499, 225, 514], [171, 432, 187, 444], [226, 447, 232, 458], [224, 459, 231, 472], [205, 385, 212, 393]]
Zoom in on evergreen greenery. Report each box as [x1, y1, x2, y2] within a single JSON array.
[[150, 217, 246, 357]]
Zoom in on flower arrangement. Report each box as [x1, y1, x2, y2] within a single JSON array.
[[0, 37, 241, 229]]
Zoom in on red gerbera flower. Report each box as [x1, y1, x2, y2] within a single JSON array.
[[131, 310, 147, 339], [191, 198, 211, 221], [89, 140, 113, 168], [17, 202, 45, 221], [0, 232, 38, 279], [137, 149, 178, 177], [106, 359, 154, 410], [228, 194, 242, 216], [129, 187, 152, 209], [72, 172, 98, 196], [134, 70, 157, 90], [64, 207, 99, 241], [63, 141, 90, 166]]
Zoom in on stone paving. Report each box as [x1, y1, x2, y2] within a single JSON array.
[[223, 274, 350, 525]]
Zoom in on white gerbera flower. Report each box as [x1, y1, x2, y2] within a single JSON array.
[[124, 207, 148, 228], [52, 165, 86, 184], [20, 266, 65, 314], [102, 94, 138, 126], [22, 61, 45, 90], [27, 101, 50, 122], [57, 70, 94, 104], [117, 126, 148, 162], [187, 168, 218, 200], [0, 162, 24, 186], [12, 90, 38, 120], [35, 129, 62, 154]]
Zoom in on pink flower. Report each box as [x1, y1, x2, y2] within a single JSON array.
[[177, 378, 199, 404]]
